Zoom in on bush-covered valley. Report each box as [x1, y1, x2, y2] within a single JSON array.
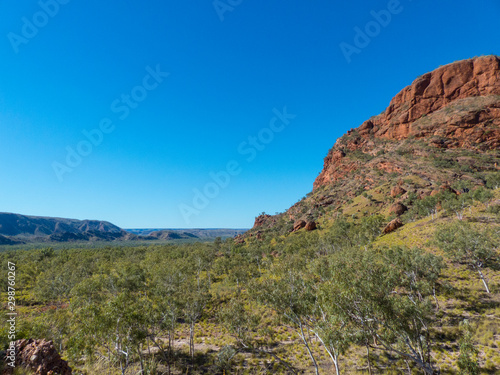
[[1, 182, 500, 374]]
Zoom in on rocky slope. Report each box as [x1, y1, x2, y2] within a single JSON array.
[[244, 56, 500, 240]]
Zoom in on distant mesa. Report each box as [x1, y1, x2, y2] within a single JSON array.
[[148, 230, 199, 240], [126, 228, 248, 240]]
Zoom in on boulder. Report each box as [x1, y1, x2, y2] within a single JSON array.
[[390, 186, 407, 198], [305, 221, 317, 231], [389, 203, 408, 216], [3, 339, 72, 375], [293, 220, 307, 231], [383, 218, 404, 234]]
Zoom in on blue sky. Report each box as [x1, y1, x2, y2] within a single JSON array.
[[0, 0, 499, 228]]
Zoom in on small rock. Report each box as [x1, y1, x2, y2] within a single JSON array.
[[441, 183, 460, 195], [383, 218, 404, 234], [430, 189, 441, 197], [3, 339, 72, 375], [390, 186, 407, 198], [389, 203, 408, 216]]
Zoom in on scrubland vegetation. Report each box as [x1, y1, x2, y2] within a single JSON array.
[[1, 183, 500, 374]]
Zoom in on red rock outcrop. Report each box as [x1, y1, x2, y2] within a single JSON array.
[[314, 150, 355, 189], [390, 186, 407, 198], [293, 220, 307, 232], [305, 221, 317, 231], [383, 218, 404, 234], [234, 234, 245, 244], [376, 56, 500, 139], [240, 56, 500, 242], [253, 214, 271, 228], [314, 56, 500, 190], [389, 203, 408, 216], [3, 339, 72, 375]]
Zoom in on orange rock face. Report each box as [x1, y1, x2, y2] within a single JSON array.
[[314, 56, 500, 191], [378, 56, 500, 139]]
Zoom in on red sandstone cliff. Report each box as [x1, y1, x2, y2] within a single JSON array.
[[246, 56, 500, 236], [314, 56, 500, 190]]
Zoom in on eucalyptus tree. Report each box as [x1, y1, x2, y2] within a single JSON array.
[[318, 246, 443, 374], [308, 256, 358, 375], [457, 319, 480, 375], [182, 274, 211, 360], [218, 293, 298, 374], [434, 221, 498, 293], [69, 262, 150, 375], [253, 255, 321, 375], [321, 214, 384, 254], [146, 257, 186, 372]]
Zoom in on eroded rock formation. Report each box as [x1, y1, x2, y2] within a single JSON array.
[[314, 56, 500, 190], [2, 339, 72, 375]]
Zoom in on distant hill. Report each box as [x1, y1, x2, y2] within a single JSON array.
[[0, 213, 128, 244], [0, 212, 248, 246], [0, 234, 21, 245], [126, 228, 248, 239]]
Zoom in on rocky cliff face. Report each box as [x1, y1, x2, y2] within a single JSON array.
[[373, 56, 499, 138], [314, 56, 500, 190], [247, 56, 500, 238]]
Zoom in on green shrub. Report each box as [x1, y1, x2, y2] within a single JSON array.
[[457, 320, 480, 375], [486, 204, 500, 216], [470, 187, 493, 203], [485, 172, 500, 189]]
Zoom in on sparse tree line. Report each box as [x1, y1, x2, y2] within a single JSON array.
[[0, 200, 499, 373]]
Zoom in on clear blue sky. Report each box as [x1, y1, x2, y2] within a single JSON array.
[[0, 0, 499, 228]]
